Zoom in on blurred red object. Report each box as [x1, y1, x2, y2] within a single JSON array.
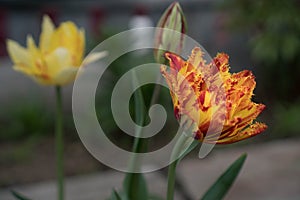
[[0, 8, 7, 56], [39, 6, 59, 26], [90, 7, 105, 38]]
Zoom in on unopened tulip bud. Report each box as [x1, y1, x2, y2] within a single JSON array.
[[154, 2, 187, 64]]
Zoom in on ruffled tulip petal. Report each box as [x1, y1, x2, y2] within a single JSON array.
[[39, 15, 55, 54], [12, 65, 34, 76], [215, 122, 268, 144], [53, 67, 78, 85], [76, 28, 85, 66], [6, 15, 98, 86], [27, 35, 40, 57], [82, 51, 108, 66], [7, 39, 32, 70], [44, 47, 73, 81], [162, 47, 267, 144]]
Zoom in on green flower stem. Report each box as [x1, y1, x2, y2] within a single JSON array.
[[149, 75, 163, 107], [55, 86, 64, 200], [167, 160, 177, 200], [123, 70, 149, 200], [167, 133, 195, 200]]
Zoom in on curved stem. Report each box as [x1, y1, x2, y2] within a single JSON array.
[[149, 75, 163, 107], [166, 133, 189, 200], [166, 132, 198, 200], [167, 160, 177, 200], [55, 86, 64, 200]]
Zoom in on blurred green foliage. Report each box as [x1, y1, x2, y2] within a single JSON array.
[[0, 99, 77, 164], [0, 99, 76, 141], [0, 100, 51, 164], [223, 0, 300, 101], [89, 27, 178, 149], [0, 136, 39, 165], [271, 101, 300, 138], [95, 49, 179, 151], [0, 100, 53, 140]]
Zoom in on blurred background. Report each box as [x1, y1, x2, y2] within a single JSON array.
[[0, 0, 299, 199]]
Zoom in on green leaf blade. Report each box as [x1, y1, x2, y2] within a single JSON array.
[[110, 189, 123, 200], [201, 153, 247, 200], [122, 70, 148, 200], [123, 172, 148, 200], [11, 190, 32, 200]]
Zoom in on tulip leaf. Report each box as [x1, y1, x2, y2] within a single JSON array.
[[200, 153, 247, 200], [11, 190, 32, 200], [149, 194, 165, 200], [122, 69, 148, 200], [109, 189, 123, 200], [123, 173, 148, 200], [178, 139, 198, 163]]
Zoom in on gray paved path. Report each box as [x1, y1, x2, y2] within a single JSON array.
[[1, 139, 300, 200]]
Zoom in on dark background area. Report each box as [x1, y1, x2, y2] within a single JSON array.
[[0, 0, 299, 189]]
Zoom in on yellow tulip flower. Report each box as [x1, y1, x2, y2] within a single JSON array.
[[7, 15, 105, 85], [161, 47, 267, 144]]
